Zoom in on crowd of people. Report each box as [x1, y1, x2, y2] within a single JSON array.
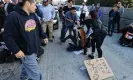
[[0, 0, 125, 80]]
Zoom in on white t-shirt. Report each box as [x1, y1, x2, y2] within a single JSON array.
[[79, 5, 88, 14]]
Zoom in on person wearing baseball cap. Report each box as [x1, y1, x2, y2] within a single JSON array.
[[38, 0, 55, 42]]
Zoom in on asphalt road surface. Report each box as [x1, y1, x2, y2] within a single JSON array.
[[0, 22, 133, 80]]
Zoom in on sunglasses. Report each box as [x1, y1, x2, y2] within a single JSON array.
[[118, 3, 121, 4]]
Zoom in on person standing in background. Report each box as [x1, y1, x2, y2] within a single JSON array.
[[7, 0, 18, 14], [58, 4, 64, 21], [60, 0, 73, 42], [39, 0, 55, 42], [62, 0, 73, 16], [90, 4, 95, 11], [79, 2, 88, 26], [117, 1, 124, 33], [4, 0, 10, 16], [108, 6, 119, 36], [48, 0, 53, 6], [96, 3, 102, 20], [0, 1, 5, 31]]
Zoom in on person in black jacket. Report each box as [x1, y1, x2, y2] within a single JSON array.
[[58, 4, 64, 21], [108, 6, 119, 36], [84, 10, 106, 59], [4, 0, 10, 16], [7, 0, 18, 14], [0, 1, 5, 32], [60, 0, 73, 42], [3, 0, 48, 79]]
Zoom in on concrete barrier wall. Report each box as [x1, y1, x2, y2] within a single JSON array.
[[88, 6, 133, 29]]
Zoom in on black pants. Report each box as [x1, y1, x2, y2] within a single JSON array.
[[108, 20, 116, 35], [117, 17, 120, 32], [63, 28, 77, 44], [67, 43, 87, 55], [60, 25, 67, 40], [91, 33, 106, 58], [60, 17, 67, 40], [80, 13, 85, 25]]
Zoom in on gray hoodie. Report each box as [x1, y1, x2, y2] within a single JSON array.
[[118, 6, 124, 17]]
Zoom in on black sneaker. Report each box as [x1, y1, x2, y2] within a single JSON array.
[[88, 55, 94, 59]]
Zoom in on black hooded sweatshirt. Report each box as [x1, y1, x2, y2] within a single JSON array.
[[3, 4, 47, 55]]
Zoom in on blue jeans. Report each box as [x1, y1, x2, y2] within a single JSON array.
[[20, 54, 42, 80], [108, 20, 116, 35]]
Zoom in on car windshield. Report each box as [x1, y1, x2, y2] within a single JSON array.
[[75, 6, 80, 11]]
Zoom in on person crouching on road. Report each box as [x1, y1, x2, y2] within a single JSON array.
[[84, 10, 107, 59], [61, 7, 80, 43], [3, 0, 48, 79]]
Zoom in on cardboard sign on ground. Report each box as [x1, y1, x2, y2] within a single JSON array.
[[84, 57, 114, 80]]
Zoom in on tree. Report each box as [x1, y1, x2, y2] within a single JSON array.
[[87, 0, 98, 5], [121, 0, 133, 8], [75, 0, 83, 5], [86, 0, 116, 6]]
